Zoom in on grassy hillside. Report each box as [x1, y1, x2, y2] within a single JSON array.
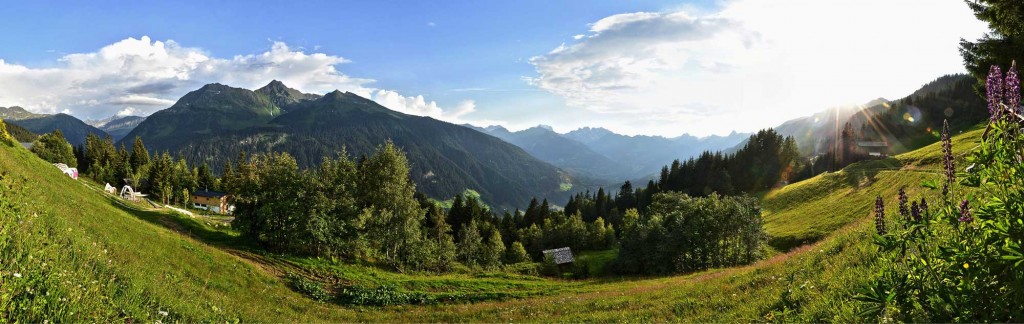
[[0, 119, 984, 321]]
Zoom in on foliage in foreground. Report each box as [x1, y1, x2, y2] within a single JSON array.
[[858, 66, 1024, 321]]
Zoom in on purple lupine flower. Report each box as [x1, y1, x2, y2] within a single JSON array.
[[1006, 62, 1021, 117], [958, 199, 973, 223], [920, 198, 930, 221], [874, 196, 886, 235], [897, 187, 909, 219], [941, 119, 955, 186], [987, 65, 1004, 120], [910, 201, 921, 223]]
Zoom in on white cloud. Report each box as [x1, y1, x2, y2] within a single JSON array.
[[372, 89, 481, 123], [529, 0, 989, 136], [108, 94, 175, 106], [116, 107, 140, 117], [0, 36, 475, 124]]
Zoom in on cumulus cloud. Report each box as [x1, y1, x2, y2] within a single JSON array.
[[373, 89, 478, 123], [0, 36, 474, 124], [529, 0, 988, 136], [116, 107, 140, 116]]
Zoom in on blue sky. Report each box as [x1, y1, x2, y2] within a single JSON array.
[[0, 0, 987, 136]]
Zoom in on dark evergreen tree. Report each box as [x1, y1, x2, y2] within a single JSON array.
[[960, 0, 1024, 90]]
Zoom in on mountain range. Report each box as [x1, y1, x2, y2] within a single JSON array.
[[120, 81, 571, 209], [469, 124, 750, 183], [86, 115, 147, 141], [0, 73, 987, 208], [0, 107, 107, 146]]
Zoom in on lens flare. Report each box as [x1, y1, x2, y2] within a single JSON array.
[[903, 106, 922, 124]]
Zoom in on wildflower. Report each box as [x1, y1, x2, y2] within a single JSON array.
[[1007, 61, 1021, 117], [898, 187, 909, 220], [958, 199, 973, 223], [13, 273, 21, 278], [988, 65, 1004, 120], [874, 196, 886, 235], [919, 198, 929, 220], [910, 201, 921, 223], [941, 120, 955, 187], [159, 310, 169, 317]]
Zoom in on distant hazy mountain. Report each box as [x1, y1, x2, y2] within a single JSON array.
[[0, 106, 46, 120], [121, 81, 572, 209], [1, 107, 107, 146], [760, 74, 986, 157], [563, 127, 750, 181], [469, 125, 632, 182], [88, 115, 147, 141], [768, 104, 869, 155]]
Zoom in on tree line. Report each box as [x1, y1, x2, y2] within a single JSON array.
[[222, 141, 618, 272], [27, 128, 767, 276]]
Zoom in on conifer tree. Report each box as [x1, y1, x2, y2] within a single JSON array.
[[129, 136, 149, 171]]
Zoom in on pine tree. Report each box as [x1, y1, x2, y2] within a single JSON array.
[[197, 163, 216, 191], [523, 197, 541, 226], [129, 136, 149, 171], [960, 0, 1024, 90]]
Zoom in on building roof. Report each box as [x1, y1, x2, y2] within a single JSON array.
[[193, 190, 228, 198]]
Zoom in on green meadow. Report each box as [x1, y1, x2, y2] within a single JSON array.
[[0, 121, 985, 321]]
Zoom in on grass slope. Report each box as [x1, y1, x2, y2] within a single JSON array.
[[0, 122, 984, 321]]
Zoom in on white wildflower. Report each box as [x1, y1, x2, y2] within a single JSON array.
[[158, 310, 169, 317], [13, 273, 21, 278]]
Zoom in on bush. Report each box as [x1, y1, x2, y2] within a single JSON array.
[[505, 241, 531, 264], [539, 254, 560, 277], [336, 285, 433, 306], [0, 119, 13, 147], [570, 262, 590, 279], [30, 130, 76, 167], [283, 272, 331, 302]]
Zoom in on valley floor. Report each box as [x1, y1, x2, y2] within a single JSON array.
[[0, 127, 984, 322]]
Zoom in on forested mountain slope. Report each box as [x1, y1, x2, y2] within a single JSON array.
[[121, 83, 572, 209]]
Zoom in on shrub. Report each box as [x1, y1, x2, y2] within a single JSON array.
[[283, 272, 331, 302], [0, 119, 12, 147], [538, 254, 560, 277], [336, 285, 433, 306], [505, 241, 531, 264]]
